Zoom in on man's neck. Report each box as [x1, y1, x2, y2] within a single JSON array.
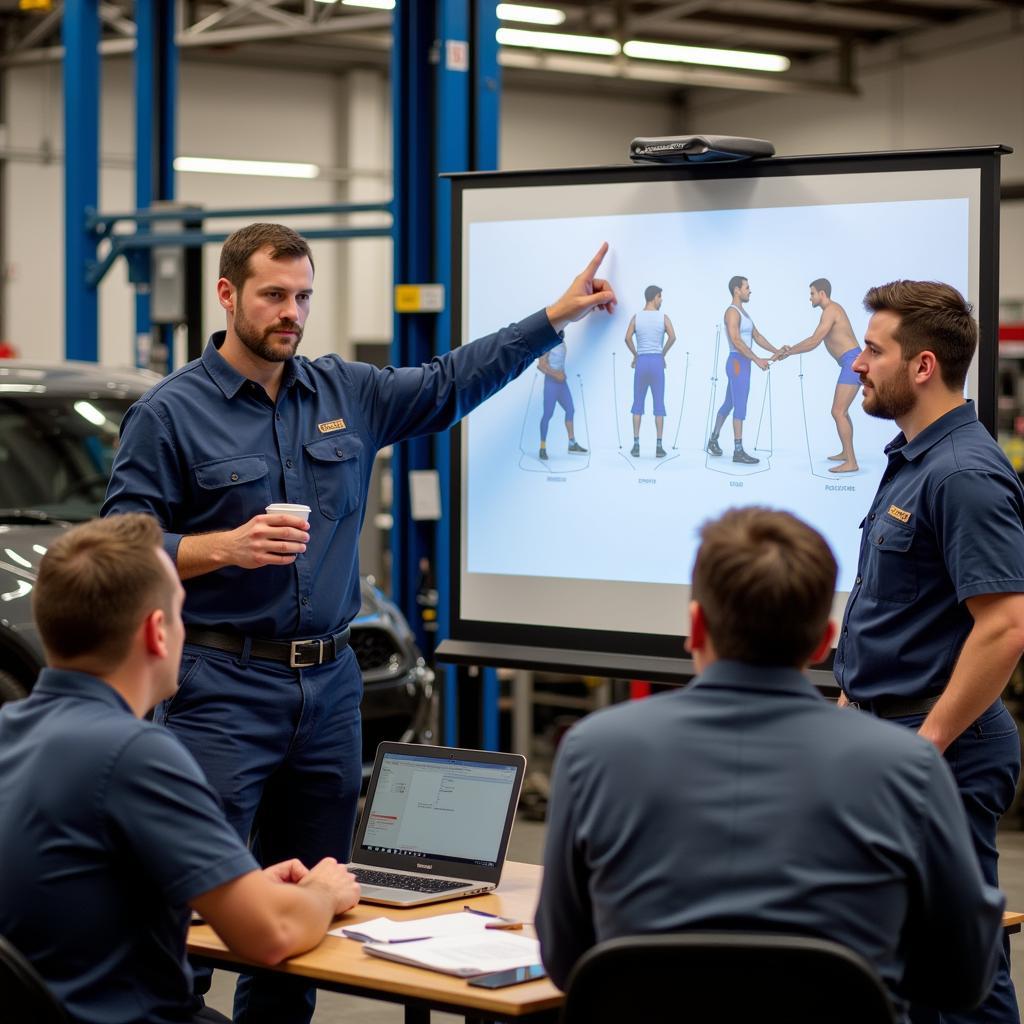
[[896, 390, 967, 443], [219, 331, 287, 397]]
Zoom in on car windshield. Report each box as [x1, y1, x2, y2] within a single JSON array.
[[0, 395, 133, 522]]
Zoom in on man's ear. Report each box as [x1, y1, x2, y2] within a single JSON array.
[[686, 601, 706, 654], [912, 349, 939, 385], [216, 277, 235, 314], [807, 620, 836, 666], [142, 608, 168, 659]]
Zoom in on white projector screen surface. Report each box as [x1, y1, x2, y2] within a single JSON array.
[[453, 157, 992, 655]]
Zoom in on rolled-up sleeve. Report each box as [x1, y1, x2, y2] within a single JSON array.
[[102, 401, 185, 562]]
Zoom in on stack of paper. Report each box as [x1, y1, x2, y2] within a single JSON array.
[[363, 931, 541, 977]]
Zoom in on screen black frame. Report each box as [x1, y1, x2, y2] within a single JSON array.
[[352, 742, 526, 883], [446, 147, 1006, 674]]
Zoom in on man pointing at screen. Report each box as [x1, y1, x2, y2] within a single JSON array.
[[836, 280, 1024, 1024], [103, 222, 616, 1024]]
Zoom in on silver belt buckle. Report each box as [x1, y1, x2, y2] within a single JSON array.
[[290, 638, 324, 669]]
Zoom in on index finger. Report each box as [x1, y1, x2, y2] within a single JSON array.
[[581, 241, 609, 278]]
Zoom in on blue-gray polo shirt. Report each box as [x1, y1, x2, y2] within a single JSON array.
[[102, 312, 558, 639], [0, 669, 258, 1024], [836, 400, 1024, 701]]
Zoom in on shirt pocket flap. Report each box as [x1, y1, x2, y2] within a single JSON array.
[[304, 433, 363, 465], [194, 454, 269, 490], [868, 520, 914, 552]]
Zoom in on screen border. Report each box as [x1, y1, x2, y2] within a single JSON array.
[[352, 742, 527, 882], [446, 148, 1004, 671]]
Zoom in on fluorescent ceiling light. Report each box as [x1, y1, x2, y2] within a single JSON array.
[[497, 27, 620, 57], [497, 4, 565, 25], [174, 157, 320, 179], [623, 39, 790, 73], [338, 0, 394, 8]]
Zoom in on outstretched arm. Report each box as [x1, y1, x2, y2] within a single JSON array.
[[777, 310, 834, 360], [751, 325, 781, 356], [726, 309, 768, 370]]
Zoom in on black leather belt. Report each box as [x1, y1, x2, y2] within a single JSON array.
[[185, 626, 351, 669], [848, 693, 942, 719]]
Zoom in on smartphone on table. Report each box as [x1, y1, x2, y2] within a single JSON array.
[[467, 965, 547, 988]]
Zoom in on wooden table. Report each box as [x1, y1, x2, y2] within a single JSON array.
[[188, 861, 560, 1024], [188, 861, 1024, 1023]]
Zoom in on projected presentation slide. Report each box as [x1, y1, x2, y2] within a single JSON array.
[[458, 166, 982, 638]]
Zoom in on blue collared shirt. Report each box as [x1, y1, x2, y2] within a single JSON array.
[[536, 660, 1003, 1009], [835, 401, 1024, 701], [0, 669, 258, 1024], [103, 311, 559, 638]]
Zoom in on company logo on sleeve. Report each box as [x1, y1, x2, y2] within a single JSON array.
[[317, 418, 346, 433], [887, 504, 911, 523]]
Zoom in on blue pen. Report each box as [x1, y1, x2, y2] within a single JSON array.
[[463, 906, 523, 929]]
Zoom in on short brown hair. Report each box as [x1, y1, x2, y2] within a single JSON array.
[[810, 278, 831, 297], [33, 515, 174, 667], [219, 222, 315, 289], [692, 508, 837, 667], [863, 280, 976, 390], [728, 275, 747, 296]]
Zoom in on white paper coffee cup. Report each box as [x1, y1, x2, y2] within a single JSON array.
[[266, 502, 312, 519]]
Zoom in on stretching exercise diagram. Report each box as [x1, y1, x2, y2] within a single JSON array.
[[625, 285, 676, 458], [518, 344, 591, 473], [703, 322, 773, 477], [705, 276, 781, 465], [772, 278, 862, 474]]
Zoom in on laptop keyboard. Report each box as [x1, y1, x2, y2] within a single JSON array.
[[350, 868, 467, 894]]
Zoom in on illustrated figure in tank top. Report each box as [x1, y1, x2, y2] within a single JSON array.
[[625, 285, 676, 458]]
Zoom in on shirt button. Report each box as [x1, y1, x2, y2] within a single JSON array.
[[855, 576, 862, 584], [285, 459, 293, 469], [275, 413, 281, 421], [230, 472, 239, 482], [869, 513, 876, 521], [302, 597, 310, 606], [876, 536, 884, 544]]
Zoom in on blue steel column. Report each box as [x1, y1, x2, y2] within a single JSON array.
[[433, 0, 471, 747], [135, 0, 178, 370], [391, 0, 436, 657], [63, 0, 100, 361]]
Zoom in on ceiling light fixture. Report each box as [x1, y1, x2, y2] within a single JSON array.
[[496, 27, 620, 57], [623, 39, 790, 73], [496, 4, 566, 25], [174, 157, 320, 179]]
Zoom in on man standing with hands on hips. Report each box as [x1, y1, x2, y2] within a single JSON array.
[[103, 222, 616, 1024], [836, 280, 1024, 1024]]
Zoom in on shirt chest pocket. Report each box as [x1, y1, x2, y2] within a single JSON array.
[[866, 519, 918, 604], [193, 454, 271, 523], [304, 433, 363, 521]]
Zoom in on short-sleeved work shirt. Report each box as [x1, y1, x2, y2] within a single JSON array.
[[102, 312, 559, 639], [0, 669, 259, 1024], [836, 401, 1024, 701]]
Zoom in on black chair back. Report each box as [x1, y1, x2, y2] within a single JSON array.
[[0, 934, 69, 1024], [561, 932, 897, 1024]]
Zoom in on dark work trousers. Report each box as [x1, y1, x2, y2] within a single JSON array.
[[896, 701, 1022, 1024], [155, 643, 364, 1024]]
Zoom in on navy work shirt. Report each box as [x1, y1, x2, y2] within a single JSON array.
[[836, 401, 1024, 701], [103, 312, 559, 639], [536, 660, 1003, 1009], [0, 669, 258, 1024]]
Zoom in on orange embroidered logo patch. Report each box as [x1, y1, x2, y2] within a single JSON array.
[[887, 505, 911, 523], [317, 419, 346, 434]]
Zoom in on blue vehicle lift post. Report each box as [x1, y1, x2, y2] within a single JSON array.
[[391, 0, 502, 750]]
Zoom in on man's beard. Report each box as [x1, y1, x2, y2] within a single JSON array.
[[861, 368, 916, 421], [234, 305, 303, 362]]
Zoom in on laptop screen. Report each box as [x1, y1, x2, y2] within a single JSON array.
[[358, 751, 520, 869]]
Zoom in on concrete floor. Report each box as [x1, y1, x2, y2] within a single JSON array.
[[206, 821, 1024, 1022]]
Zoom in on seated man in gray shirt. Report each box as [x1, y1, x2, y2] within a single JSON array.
[[0, 514, 360, 1024], [536, 507, 1003, 1016]]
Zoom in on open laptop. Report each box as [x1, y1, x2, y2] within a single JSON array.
[[348, 742, 526, 907]]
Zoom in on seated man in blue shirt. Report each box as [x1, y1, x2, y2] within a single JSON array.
[[536, 508, 1003, 1018], [0, 514, 361, 1024]]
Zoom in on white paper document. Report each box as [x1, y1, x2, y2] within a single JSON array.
[[363, 930, 541, 977], [330, 911, 496, 944]]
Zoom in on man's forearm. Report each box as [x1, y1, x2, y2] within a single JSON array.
[[920, 611, 1024, 752], [786, 335, 821, 355], [177, 532, 236, 581]]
